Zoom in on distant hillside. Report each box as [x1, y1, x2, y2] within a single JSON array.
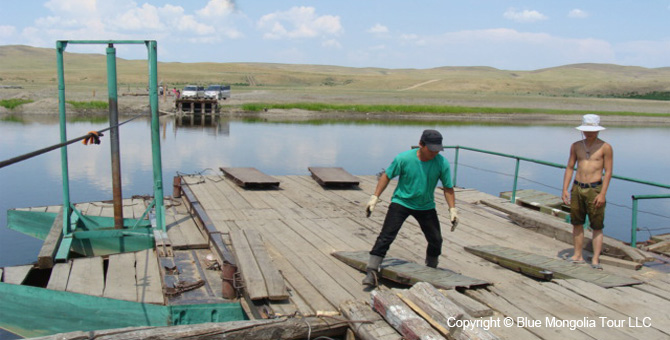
[[1, 44, 670, 100]]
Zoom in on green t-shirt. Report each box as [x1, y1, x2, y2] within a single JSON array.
[[386, 149, 453, 210]]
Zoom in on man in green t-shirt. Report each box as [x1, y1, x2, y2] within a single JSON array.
[[363, 129, 458, 287]]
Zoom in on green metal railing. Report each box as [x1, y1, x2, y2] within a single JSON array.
[[446, 145, 670, 248], [56, 40, 165, 259]]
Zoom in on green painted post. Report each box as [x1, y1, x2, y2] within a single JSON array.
[[631, 197, 639, 248], [106, 44, 124, 229], [511, 158, 520, 203], [56, 41, 71, 234], [147, 41, 166, 232], [453, 146, 460, 187]]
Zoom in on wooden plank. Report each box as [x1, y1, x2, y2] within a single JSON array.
[[104, 252, 139, 302], [340, 300, 401, 340], [37, 207, 64, 269], [248, 219, 355, 308], [263, 237, 329, 315], [3, 265, 33, 285], [220, 167, 280, 188], [332, 250, 490, 289], [135, 249, 164, 304], [308, 167, 360, 187], [465, 245, 643, 288], [230, 229, 269, 300], [46, 262, 72, 291], [370, 286, 446, 340], [441, 289, 493, 318], [244, 229, 289, 300], [66, 257, 105, 296], [557, 279, 670, 335]]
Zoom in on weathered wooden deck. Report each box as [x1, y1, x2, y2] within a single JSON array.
[[177, 174, 670, 339], [4, 173, 670, 339]]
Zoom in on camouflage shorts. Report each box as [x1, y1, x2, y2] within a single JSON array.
[[570, 184, 605, 230]]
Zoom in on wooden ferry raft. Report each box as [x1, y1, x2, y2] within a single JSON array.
[[4, 169, 670, 339], [172, 170, 670, 339]]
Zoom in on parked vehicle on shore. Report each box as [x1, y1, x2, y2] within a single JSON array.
[[204, 85, 231, 100], [182, 85, 205, 98]]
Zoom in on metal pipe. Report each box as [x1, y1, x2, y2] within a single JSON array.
[[631, 198, 639, 248], [106, 44, 124, 229], [452, 147, 460, 187], [511, 158, 520, 203], [56, 41, 72, 234], [147, 40, 166, 232], [630, 194, 670, 248]]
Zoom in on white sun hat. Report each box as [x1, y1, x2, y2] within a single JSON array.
[[576, 114, 606, 131]]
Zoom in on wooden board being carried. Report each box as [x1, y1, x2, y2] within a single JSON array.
[[308, 167, 360, 188], [332, 251, 490, 290], [465, 244, 643, 288], [220, 167, 280, 189]]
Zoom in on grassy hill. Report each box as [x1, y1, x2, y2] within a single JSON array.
[[1, 44, 670, 114]]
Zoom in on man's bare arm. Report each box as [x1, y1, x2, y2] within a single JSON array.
[[562, 143, 577, 205], [594, 143, 613, 207]]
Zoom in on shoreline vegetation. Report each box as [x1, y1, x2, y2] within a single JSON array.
[[3, 98, 670, 127]]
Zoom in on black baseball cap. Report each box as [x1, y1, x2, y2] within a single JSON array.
[[420, 129, 444, 152]]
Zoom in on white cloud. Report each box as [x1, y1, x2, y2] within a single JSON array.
[[0, 25, 16, 37], [568, 9, 589, 19], [503, 8, 548, 23], [196, 0, 236, 18], [258, 6, 342, 39], [368, 23, 388, 34], [322, 39, 341, 48], [395, 28, 616, 69]]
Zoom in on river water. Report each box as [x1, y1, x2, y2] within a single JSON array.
[[1, 115, 669, 269]]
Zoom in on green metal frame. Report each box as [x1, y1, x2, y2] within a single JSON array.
[[446, 145, 670, 248], [56, 40, 166, 260], [0, 282, 245, 338]]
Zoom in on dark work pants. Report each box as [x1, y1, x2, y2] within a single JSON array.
[[370, 202, 443, 259]]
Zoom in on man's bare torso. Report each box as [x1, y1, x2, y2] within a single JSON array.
[[573, 138, 608, 183]]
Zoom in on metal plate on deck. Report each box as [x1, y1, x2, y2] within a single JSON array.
[[465, 245, 643, 288], [220, 167, 280, 189], [308, 167, 360, 187], [332, 251, 490, 289]]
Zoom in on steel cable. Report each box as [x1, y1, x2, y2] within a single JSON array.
[[0, 114, 144, 169]]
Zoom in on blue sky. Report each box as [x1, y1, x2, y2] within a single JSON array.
[[1, 0, 669, 70]]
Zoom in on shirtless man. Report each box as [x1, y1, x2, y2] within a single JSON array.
[[562, 114, 613, 269]]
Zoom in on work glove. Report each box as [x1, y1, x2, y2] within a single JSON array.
[[365, 195, 380, 217], [82, 131, 103, 145], [449, 207, 459, 232]]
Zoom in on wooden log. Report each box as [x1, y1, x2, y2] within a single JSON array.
[[598, 255, 642, 270], [37, 207, 64, 269], [396, 291, 453, 339], [370, 286, 446, 340], [29, 317, 349, 340], [339, 300, 401, 340], [402, 283, 466, 338], [645, 240, 670, 253], [439, 289, 493, 318], [651, 233, 670, 243]]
